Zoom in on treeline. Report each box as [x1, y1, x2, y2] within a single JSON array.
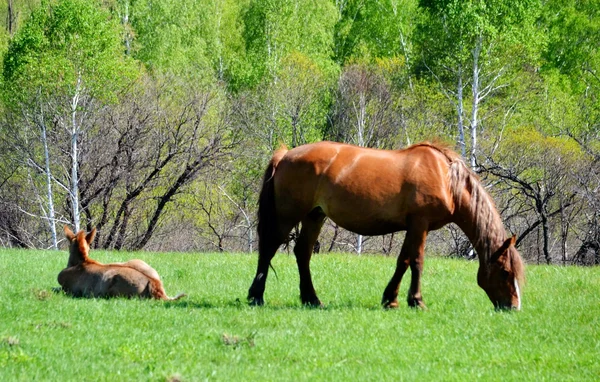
[[0, 0, 598, 265]]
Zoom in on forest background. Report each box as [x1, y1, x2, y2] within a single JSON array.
[[0, 0, 598, 266]]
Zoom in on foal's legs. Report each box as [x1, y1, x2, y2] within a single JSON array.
[[294, 208, 326, 307], [382, 220, 428, 309], [248, 221, 295, 306]]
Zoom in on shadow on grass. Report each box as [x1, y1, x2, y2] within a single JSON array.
[[163, 297, 396, 311], [49, 286, 424, 312]]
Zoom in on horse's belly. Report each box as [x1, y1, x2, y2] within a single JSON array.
[[335, 218, 407, 236], [323, 200, 406, 235]]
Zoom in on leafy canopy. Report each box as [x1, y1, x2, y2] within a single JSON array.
[[3, 0, 138, 104]]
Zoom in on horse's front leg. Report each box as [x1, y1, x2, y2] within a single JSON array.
[[382, 220, 428, 309], [295, 212, 325, 307], [382, 245, 409, 308], [407, 251, 427, 309]]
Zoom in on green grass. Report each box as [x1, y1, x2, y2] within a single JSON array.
[[0, 249, 598, 381]]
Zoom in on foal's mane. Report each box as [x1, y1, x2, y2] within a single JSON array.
[[405, 142, 524, 282], [76, 231, 91, 260]]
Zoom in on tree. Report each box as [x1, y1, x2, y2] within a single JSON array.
[[2, 0, 138, 240], [334, 0, 420, 74], [480, 128, 586, 264], [417, 0, 543, 167], [129, 0, 250, 87], [74, 76, 239, 250], [243, 0, 338, 86], [327, 61, 397, 148]]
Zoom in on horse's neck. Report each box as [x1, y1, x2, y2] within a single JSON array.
[[67, 250, 94, 268], [455, 211, 504, 265]]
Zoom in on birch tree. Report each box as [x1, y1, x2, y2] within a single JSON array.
[[418, 0, 543, 167], [2, 0, 138, 236]]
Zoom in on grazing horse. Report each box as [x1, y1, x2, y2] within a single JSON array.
[[58, 226, 185, 300], [248, 141, 524, 310]]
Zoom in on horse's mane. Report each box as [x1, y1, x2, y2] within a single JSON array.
[[407, 142, 524, 283], [403, 140, 462, 162]]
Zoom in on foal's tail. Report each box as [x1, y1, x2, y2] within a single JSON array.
[[166, 293, 187, 301], [148, 278, 187, 301], [257, 145, 288, 256]]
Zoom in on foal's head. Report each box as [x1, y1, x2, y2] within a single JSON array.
[[478, 236, 524, 310], [64, 226, 96, 267]]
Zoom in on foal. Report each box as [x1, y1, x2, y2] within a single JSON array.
[[58, 226, 185, 300]]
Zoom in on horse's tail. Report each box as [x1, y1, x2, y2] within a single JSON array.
[[166, 292, 187, 301], [257, 145, 288, 256], [147, 278, 186, 301]]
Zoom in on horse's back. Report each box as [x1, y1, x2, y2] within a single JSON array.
[[114, 259, 161, 281], [273, 141, 455, 235]]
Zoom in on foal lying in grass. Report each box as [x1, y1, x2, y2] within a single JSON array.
[[58, 226, 185, 300]]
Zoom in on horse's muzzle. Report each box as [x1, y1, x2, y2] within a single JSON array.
[[495, 302, 520, 311]]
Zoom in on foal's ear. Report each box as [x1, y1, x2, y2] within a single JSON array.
[[64, 226, 76, 242], [490, 235, 517, 264], [86, 228, 97, 245]]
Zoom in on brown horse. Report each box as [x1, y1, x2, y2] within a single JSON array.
[[58, 226, 185, 300], [248, 141, 524, 310]]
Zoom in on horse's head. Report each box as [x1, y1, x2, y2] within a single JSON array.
[[64, 226, 96, 267], [478, 235, 524, 311]]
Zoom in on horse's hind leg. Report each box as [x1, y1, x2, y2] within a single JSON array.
[[382, 219, 428, 309], [248, 221, 295, 306], [295, 208, 326, 307]]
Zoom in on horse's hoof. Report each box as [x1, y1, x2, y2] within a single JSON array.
[[302, 298, 323, 308], [408, 298, 427, 310], [382, 299, 399, 309], [248, 296, 264, 306]]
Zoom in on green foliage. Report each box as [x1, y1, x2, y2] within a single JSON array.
[[243, 0, 338, 87], [2, 0, 138, 104], [542, 0, 600, 80], [1, 250, 599, 380], [495, 126, 586, 183], [270, 51, 332, 146], [334, 0, 420, 64], [0, 0, 598, 256], [417, 0, 544, 75], [540, 0, 600, 142], [130, 0, 250, 86]]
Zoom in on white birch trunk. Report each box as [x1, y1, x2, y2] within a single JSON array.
[[355, 91, 367, 255], [122, 1, 131, 56], [40, 117, 58, 249], [70, 75, 82, 232], [470, 35, 482, 169], [457, 66, 466, 159]]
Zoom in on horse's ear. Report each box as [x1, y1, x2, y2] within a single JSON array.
[[86, 228, 97, 245], [64, 226, 76, 242], [490, 235, 516, 264]]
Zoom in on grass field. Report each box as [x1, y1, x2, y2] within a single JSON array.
[[0, 249, 598, 381]]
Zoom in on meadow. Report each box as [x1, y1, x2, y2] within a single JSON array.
[[0, 249, 598, 381]]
